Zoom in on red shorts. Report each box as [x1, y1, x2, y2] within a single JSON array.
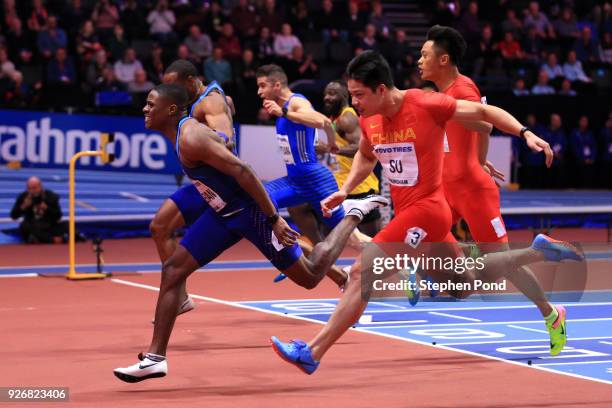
[[373, 192, 456, 246], [444, 181, 508, 244]]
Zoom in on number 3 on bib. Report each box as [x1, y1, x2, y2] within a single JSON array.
[[374, 142, 419, 186]]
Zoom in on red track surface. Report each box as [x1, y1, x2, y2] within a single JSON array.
[[1, 237, 611, 407]]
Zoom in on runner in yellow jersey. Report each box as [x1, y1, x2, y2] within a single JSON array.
[[317, 80, 381, 236]]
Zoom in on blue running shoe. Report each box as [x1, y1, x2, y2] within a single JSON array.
[[402, 268, 420, 306], [273, 273, 288, 283], [532, 234, 584, 262], [270, 336, 319, 375]]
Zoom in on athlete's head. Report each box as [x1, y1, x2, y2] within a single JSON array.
[[143, 84, 189, 131], [323, 80, 349, 117], [419, 25, 466, 81], [256, 64, 288, 100], [163, 59, 201, 101], [346, 50, 394, 117]]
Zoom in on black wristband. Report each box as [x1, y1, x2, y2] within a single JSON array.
[[519, 126, 530, 139], [282, 106, 288, 117], [266, 213, 280, 225]]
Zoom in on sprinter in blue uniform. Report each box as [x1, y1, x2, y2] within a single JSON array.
[[114, 84, 388, 382]]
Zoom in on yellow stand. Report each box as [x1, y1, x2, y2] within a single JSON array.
[[66, 133, 114, 280]]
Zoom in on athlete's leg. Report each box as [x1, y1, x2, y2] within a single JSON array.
[[288, 203, 324, 244], [150, 198, 185, 263]]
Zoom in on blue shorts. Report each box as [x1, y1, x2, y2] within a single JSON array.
[[180, 202, 302, 270], [169, 184, 208, 227], [265, 166, 345, 229]]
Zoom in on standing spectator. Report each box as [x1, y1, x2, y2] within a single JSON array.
[[121, 0, 147, 42], [217, 22, 242, 62], [357, 24, 378, 52], [184, 25, 212, 64], [204, 47, 232, 86], [234, 48, 259, 120], [273, 23, 301, 59], [472, 24, 498, 77], [11, 177, 65, 244], [46, 48, 76, 85], [75, 20, 102, 65], [316, 0, 347, 43], [147, 0, 177, 46], [113, 47, 143, 84], [127, 68, 154, 93], [388, 29, 414, 73], [520, 114, 547, 188], [600, 112, 612, 188], [231, 0, 259, 39], [457, 1, 481, 43], [107, 24, 128, 63], [600, 31, 612, 65], [543, 113, 567, 187], [524, 1, 555, 40], [27, 0, 49, 33], [346, 0, 367, 42], [570, 115, 597, 188], [541, 53, 564, 84], [553, 7, 580, 55], [531, 70, 555, 94], [563, 50, 591, 83], [513, 78, 530, 96], [289, 0, 312, 41], [574, 26, 600, 65], [37, 15, 67, 60], [91, 0, 120, 44], [5, 17, 34, 63], [284, 45, 317, 83], [203, 1, 227, 41], [252, 26, 274, 63], [558, 78, 577, 96], [522, 26, 544, 64], [501, 8, 523, 41], [259, 0, 283, 34], [62, 0, 91, 39], [368, 1, 392, 38]]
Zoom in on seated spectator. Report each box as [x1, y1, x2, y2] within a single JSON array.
[[499, 31, 523, 60], [543, 113, 567, 187], [176, 44, 199, 68], [431, 0, 456, 28], [144, 42, 166, 84], [368, 1, 392, 38], [96, 66, 126, 92], [121, 0, 147, 42], [553, 7, 580, 54], [388, 29, 414, 71], [0, 46, 16, 79], [252, 26, 274, 63], [91, 0, 120, 43], [217, 22, 242, 62], [541, 53, 564, 83], [147, 0, 177, 45], [563, 50, 591, 82], [472, 24, 498, 77], [128, 68, 154, 93], [524, 1, 555, 39], [316, 0, 348, 43], [574, 26, 600, 64], [599, 31, 612, 65], [513, 78, 530, 96], [10, 177, 66, 244], [204, 47, 232, 86], [85, 49, 111, 93], [203, 1, 227, 41], [5, 16, 34, 63], [290, 0, 313, 40], [37, 15, 67, 60], [231, 0, 259, 39], [259, 0, 283, 34], [285, 45, 318, 83], [75, 20, 102, 65], [27, 0, 49, 32], [357, 24, 378, 51], [558, 78, 577, 96], [107, 24, 128, 63], [570, 115, 597, 188], [273, 23, 301, 59], [46, 48, 76, 85], [346, 0, 367, 41], [457, 1, 481, 43], [114, 48, 143, 84], [184, 25, 212, 64], [531, 70, 555, 94], [63, 0, 91, 39], [501, 8, 523, 41], [522, 26, 544, 63]]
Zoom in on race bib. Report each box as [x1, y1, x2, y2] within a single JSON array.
[[373, 142, 418, 186], [192, 180, 227, 212], [443, 131, 450, 153], [276, 134, 295, 164]]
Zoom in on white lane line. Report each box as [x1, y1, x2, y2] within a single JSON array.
[[119, 192, 150, 202], [429, 312, 482, 322], [508, 325, 549, 334], [110, 278, 612, 386], [441, 336, 612, 346], [536, 360, 612, 366]]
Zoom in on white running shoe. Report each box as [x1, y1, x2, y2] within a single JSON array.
[[343, 195, 389, 221], [340, 266, 351, 293], [152, 296, 195, 324], [114, 354, 168, 383]]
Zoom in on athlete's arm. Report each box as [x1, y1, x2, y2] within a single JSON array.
[[321, 135, 377, 217], [182, 124, 298, 245], [452, 100, 554, 167], [333, 110, 361, 158], [192, 92, 234, 137]]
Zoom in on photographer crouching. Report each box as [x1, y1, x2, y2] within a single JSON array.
[[10, 176, 67, 244]]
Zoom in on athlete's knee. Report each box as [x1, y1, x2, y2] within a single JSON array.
[[161, 258, 187, 289], [150, 216, 172, 241]]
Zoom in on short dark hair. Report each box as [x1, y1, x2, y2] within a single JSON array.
[[426, 25, 466, 66], [165, 59, 199, 80], [256, 64, 288, 86], [346, 50, 394, 92], [154, 83, 189, 111]]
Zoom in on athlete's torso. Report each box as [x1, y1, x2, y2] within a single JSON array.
[[360, 89, 456, 211]]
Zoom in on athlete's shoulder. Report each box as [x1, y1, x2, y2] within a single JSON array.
[[447, 74, 481, 100]]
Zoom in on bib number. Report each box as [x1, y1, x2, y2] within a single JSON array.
[[277, 134, 295, 165], [192, 180, 227, 212], [374, 142, 418, 186]]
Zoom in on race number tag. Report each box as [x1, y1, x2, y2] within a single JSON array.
[[192, 180, 227, 212], [373, 142, 418, 186], [277, 134, 295, 164]]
